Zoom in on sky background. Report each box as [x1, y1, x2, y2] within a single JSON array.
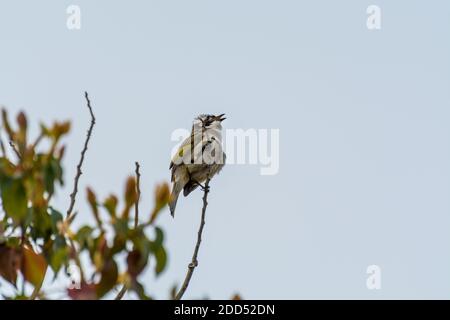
[[1, 0, 450, 299]]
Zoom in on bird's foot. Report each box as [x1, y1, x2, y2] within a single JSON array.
[[195, 181, 210, 192]]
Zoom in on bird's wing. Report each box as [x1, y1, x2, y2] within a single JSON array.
[[170, 135, 192, 168], [170, 132, 205, 183]]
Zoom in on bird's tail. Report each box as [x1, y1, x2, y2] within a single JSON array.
[[169, 183, 183, 217]]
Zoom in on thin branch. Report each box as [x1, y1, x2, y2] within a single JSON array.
[[134, 162, 141, 229], [175, 177, 211, 300], [31, 132, 44, 150], [115, 161, 142, 300], [9, 141, 21, 159], [29, 284, 41, 300], [114, 285, 127, 300], [66, 91, 96, 218], [65, 91, 96, 284]]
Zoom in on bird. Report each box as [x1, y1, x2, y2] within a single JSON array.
[[169, 114, 226, 217]]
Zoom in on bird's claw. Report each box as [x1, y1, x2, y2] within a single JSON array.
[[195, 181, 210, 192]]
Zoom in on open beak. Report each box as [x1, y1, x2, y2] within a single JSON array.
[[217, 113, 226, 122]]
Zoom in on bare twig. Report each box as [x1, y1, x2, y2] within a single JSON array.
[[115, 285, 127, 300], [31, 132, 44, 150], [115, 161, 142, 300], [9, 141, 21, 159], [175, 177, 211, 300], [134, 162, 141, 229], [29, 284, 41, 300], [66, 91, 96, 218], [65, 92, 96, 284]]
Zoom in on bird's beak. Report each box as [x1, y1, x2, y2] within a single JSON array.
[[217, 113, 226, 122]]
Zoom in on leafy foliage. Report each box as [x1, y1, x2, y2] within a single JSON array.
[[0, 109, 170, 299]]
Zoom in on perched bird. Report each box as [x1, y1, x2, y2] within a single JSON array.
[[169, 114, 226, 217]]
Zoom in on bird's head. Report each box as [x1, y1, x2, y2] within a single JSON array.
[[194, 114, 226, 130]]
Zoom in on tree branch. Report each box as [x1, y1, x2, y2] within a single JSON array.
[[175, 177, 211, 300], [114, 285, 127, 301], [134, 162, 141, 229], [8, 141, 21, 159], [65, 91, 96, 284], [115, 161, 142, 300], [66, 91, 96, 218]]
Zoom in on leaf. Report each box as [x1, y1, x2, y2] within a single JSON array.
[[49, 208, 64, 233], [44, 157, 64, 195], [0, 245, 21, 285], [111, 234, 126, 255], [74, 226, 94, 252], [16, 112, 27, 132], [1, 109, 14, 140], [96, 259, 118, 298], [154, 246, 167, 276], [87, 188, 102, 228], [53, 121, 71, 138], [169, 283, 178, 300], [22, 246, 47, 288], [15, 112, 28, 153], [150, 183, 170, 224], [126, 250, 147, 279], [87, 188, 98, 216], [103, 195, 118, 219], [1, 178, 28, 224], [47, 121, 71, 142], [0, 221, 5, 240], [153, 227, 164, 248], [30, 208, 52, 241], [125, 177, 137, 205], [155, 182, 170, 209], [68, 282, 97, 300], [130, 280, 151, 300], [49, 246, 69, 275], [231, 293, 243, 300]]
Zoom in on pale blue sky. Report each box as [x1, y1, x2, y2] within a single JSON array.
[[1, 0, 450, 299]]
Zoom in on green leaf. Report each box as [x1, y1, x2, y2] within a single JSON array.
[[49, 246, 69, 275], [30, 208, 52, 241], [75, 226, 94, 250], [49, 208, 64, 233], [1, 178, 28, 223], [130, 281, 152, 300], [44, 157, 64, 195], [154, 246, 167, 276], [96, 259, 118, 298], [154, 227, 164, 248], [111, 234, 126, 255]]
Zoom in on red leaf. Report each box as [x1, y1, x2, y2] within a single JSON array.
[[68, 282, 97, 300]]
